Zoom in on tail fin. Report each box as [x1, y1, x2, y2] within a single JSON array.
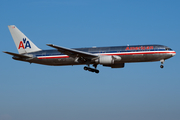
[[8, 25, 41, 54]]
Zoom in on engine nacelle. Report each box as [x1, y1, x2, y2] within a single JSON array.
[[112, 55, 121, 61], [103, 63, 125, 68], [95, 56, 114, 65], [95, 55, 121, 65]]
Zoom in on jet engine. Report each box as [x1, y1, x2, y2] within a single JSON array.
[[103, 63, 125, 68], [95, 55, 121, 65]]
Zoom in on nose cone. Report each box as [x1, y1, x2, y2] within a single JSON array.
[[172, 51, 176, 57]]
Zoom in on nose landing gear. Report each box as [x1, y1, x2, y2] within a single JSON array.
[[160, 65, 164, 68], [160, 59, 164, 68], [84, 64, 99, 73]]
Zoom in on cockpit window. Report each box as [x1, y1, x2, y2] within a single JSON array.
[[165, 48, 172, 50]]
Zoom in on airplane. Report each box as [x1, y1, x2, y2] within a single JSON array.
[[3, 25, 176, 73]]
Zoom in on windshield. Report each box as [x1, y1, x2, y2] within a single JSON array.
[[165, 48, 172, 50]]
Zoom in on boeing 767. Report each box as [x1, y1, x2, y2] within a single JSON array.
[[3, 25, 176, 73]]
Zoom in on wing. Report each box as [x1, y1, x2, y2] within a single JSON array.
[[3, 51, 32, 58], [46, 44, 98, 59]]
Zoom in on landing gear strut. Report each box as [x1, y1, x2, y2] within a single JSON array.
[[84, 64, 99, 73], [160, 59, 164, 68]]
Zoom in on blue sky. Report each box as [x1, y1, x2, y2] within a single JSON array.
[[0, 0, 180, 120]]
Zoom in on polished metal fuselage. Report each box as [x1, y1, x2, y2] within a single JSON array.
[[13, 44, 176, 66]]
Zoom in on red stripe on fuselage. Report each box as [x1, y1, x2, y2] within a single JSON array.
[[37, 51, 176, 59], [102, 51, 176, 56], [38, 55, 69, 59]]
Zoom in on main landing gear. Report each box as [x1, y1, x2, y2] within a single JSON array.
[[84, 64, 99, 74], [160, 59, 164, 68]]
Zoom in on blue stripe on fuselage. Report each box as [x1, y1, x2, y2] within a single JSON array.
[[27, 45, 172, 57]]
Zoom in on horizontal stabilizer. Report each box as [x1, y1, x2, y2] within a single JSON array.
[[3, 51, 32, 58], [46, 44, 98, 58]]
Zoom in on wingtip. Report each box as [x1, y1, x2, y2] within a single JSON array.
[[3, 51, 7, 53], [3, 51, 13, 54], [46, 44, 53, 46]]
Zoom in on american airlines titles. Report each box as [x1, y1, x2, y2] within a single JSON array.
[[125, 46, 153, 51]]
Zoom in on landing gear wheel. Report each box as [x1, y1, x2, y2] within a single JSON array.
[[160, 59, 164, 69], [91, 69, 95, 72], [88, 68, 93, 72], [83, 65, 100, 73], [160, 65, 164, 68], [84, 66, 88, 70], [95, 70, 99, 74]]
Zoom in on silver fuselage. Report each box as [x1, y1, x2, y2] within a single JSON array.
[[13, 44, 176, 66]]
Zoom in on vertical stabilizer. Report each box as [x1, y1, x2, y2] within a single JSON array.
[[8, 25, 41, 54]]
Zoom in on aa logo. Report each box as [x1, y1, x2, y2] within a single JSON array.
[[18, 38, 31, 49]]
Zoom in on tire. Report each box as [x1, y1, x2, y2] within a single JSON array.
[[160, 65, 164, 68], [84, 66, 88, 70], [95, 70, 99, 74]]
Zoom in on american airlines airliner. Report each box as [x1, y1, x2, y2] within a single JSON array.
[[3, 25, 176, 73]]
